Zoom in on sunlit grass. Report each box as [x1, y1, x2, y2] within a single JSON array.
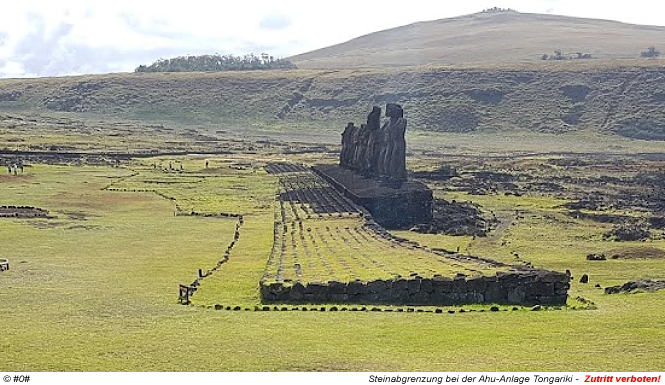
[[1, 163, 664, 371]]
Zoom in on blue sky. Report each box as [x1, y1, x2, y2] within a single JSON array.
[[0, 0, 663, 78]]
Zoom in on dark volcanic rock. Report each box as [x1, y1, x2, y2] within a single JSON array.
[[586, 253, 607, 261], [411, 198, 496, 236], [314, 164, 432, 229], [605, 280, 665, 294], [603, 225, 651, 241], [260, 270, 570, 306]]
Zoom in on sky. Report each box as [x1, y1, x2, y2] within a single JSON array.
[[0, 0, 664, 78]]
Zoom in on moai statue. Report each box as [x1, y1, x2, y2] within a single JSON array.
[[340, 122, 357, 167], [340, 104, 407, 179], [388, 117, 407, 179], [352, 124, 368, 171], [376, 120, 390, 176], [383, 103, 407, 179], [364, 106, 382, 174]]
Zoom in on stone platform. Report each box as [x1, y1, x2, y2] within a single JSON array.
[[261, 270, 570, 306], [313, 164, 433, 229]]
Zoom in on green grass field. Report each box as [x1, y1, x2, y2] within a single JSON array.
[[3, 13, 665, 371], [1, 161, 664, 371]]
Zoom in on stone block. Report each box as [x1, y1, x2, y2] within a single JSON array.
[[268, 282, 284, 295], [420, 278, 433, 293], [529, 282, 555, 296], [410, 291, 430, 304], [407, 279, 421, 294], [485, 281, 507, 303], [450, 279, 467, 293], [460, 292, 484, 303], [289, 290, 304, 301], [328, 280, 348, 294], [466, 277, 486, 292], [507, 286, 526, 304], [432, 276, 453, 290], [329, 293, 349, 302], [291, 282, 305, 294], [347, 280, 368, 295], [368, 279, 388, 293]]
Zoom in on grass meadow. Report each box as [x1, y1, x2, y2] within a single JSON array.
[[1, 160, 664, 371]]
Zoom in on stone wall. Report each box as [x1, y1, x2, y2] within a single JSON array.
[[313, 164, 432, 229], [261, 269, 570, 306]]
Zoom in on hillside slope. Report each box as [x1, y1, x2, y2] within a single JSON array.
[[2, 63, 665, 141], [290, 10, 665, 68]]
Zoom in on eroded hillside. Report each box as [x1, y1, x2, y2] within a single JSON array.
[[2, 64, 665, 140]]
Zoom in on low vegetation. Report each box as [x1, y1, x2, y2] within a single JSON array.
[[135, 53, 296, 73], [641, 46, 661, 58], [541, 50, 592, 60], [5, 62, 665, 139]]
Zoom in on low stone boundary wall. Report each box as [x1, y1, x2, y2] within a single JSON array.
[[178, 214, 244, 305], [0, 205, 49, 218], [260, 269, 569, 306]]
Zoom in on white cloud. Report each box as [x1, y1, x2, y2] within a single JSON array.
[[260, 13, 292, 31], [0, 0, 664, 77]]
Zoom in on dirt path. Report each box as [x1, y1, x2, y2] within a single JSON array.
[[467, 210, 513, 253]]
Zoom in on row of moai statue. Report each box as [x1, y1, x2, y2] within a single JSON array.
[[340, 103, 407, 179]]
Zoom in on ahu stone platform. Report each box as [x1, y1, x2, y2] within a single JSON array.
[[313, 164, 433, 229], [261, 270, 570, 306]]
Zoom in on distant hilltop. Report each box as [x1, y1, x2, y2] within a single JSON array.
[[289, 11, 665, 68]]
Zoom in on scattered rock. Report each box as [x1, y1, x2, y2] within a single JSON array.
[[0, 205, 49, 219], [411, 198, 496, 236], [603, 225, 651, 242], [580, 274, 589, 283], [586, 253, 606, 261], [605, 280, 665, 294], [530, 304, 542, 311]]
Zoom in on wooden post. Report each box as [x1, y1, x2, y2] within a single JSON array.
[[179, 284, 190, 305]]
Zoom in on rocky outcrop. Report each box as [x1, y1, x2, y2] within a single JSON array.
[[261, 269, 570, 306]]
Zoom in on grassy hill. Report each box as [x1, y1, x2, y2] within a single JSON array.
[[290, 10, 665, 68], [3, 11, 665, 145], [3, 62, 665, 143]]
